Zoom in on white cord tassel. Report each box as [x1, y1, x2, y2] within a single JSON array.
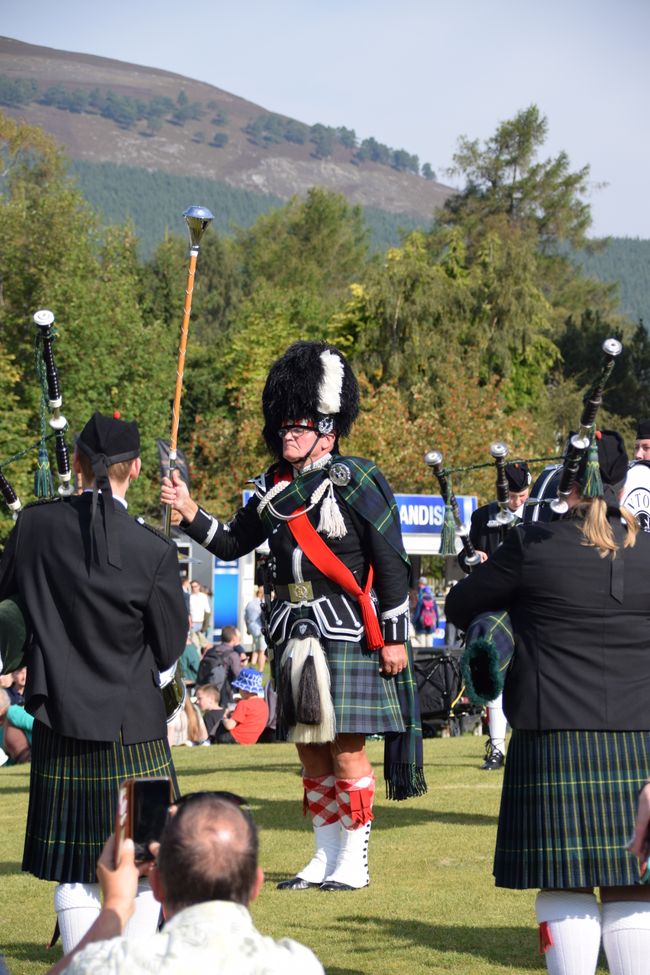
[[318, 480, 347, 539], [285, 636, 337, 744]]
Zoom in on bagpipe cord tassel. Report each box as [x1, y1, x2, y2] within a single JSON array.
[[440, 496, 457, 556], [581, 438, 604, 498], [34, 444, 54, 498]]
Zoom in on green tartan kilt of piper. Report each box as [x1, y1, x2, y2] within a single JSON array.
[[23, 720, 175, 884], [494, 728, 650, 890], [272, 605, 405, 737]]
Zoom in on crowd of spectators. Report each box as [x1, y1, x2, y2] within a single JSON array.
[[0, 668, 33, 766]]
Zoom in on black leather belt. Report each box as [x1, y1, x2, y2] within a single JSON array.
[[275, 580, 344, 602]]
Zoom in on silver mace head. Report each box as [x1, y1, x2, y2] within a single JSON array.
[[183, 205, 214, 248]]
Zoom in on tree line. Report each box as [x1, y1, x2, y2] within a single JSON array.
[[0, 74, 436, 177], [0, 105, 646, 544]]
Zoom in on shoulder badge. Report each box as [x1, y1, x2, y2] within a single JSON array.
[[329, 462, 351, 487]]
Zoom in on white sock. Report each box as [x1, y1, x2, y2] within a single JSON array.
[[487, 694, 507, 753], [535, 891, 601, 975], [602, 900, 650, 975], [123, 880, 161, 938], [54, 882, 101, 953]]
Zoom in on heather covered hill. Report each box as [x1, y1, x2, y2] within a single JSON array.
[[0, 35, 451, 218]]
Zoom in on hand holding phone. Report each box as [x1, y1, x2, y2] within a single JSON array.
[[114, 777, 172, 866]]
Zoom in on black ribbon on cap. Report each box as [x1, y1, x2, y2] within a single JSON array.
[[76, 440, 137, 569]]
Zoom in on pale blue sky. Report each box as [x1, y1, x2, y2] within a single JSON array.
[[2, 0, 648, 238]]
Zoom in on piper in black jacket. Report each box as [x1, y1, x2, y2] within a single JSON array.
[[0, 413, 187, 953], [446, 432, 650, 975], [458, 461, 531, 770]]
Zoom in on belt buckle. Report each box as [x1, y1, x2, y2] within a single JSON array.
[[288, 580, 314, 602]]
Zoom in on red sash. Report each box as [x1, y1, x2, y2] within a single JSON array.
[[287, 510, 384, 652]]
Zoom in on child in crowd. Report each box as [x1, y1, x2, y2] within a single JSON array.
[[212, 669, 268, 745]]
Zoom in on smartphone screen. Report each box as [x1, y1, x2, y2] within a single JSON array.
[[115, 777, 171, 863]]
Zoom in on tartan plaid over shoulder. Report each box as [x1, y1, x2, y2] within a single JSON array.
[[257, 455, 409, 568]]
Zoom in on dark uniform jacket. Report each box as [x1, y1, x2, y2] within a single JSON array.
[[458, 501, 514, 573], [446, 514, 650, 731], [183, 455, 411, 646], [0, 494, 187, 744]]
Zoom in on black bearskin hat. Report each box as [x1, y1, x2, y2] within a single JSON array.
[[262, 341, 359, 457]]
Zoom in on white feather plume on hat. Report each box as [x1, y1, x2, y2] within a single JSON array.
[[317, 349, 345, 415]]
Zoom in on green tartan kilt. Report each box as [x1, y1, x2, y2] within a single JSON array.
[[494, 728, 650, 889], [23, 720, 175, 884], [274, 613, 405, 737]]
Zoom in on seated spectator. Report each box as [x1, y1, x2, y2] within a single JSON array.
[[178, 635, 201, 687], [195, 684, 225, 742], [0, 686, 33, 764], [212, 669, 269, 745], [167, 695, 208, 749], [44, 793, 324, 975], [197, 625, 243, 708], [7, 665, 26, 705]]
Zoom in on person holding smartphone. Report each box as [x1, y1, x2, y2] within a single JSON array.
[[0, 412, 188, 953], [446, 431, 650, 975]]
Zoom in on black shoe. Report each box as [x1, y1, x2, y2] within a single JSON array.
[[277, 876, 320, 890], [319, 880, 368, 892], [481, 741, 505, 771]]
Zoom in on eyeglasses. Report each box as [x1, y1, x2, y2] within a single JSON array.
[[278, 425, 317, 440]]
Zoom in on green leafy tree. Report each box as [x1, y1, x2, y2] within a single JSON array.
[[442, 105, 592, 250], [0, 113, 177, 536]]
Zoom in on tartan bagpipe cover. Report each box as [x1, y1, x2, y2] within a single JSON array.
[[460, 610, 514, 706]]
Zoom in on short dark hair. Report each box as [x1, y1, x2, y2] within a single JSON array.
[[157, 795, 258, 911], [221, 624, 238, 643]]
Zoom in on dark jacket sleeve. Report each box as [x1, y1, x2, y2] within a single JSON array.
[[446, 526, 524, 631], [182, 496, 268, 560], [145, 542, 189, 671]]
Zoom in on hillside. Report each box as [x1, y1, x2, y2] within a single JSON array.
[[1, 35, 648, 324], [0, 35, 451, 218]]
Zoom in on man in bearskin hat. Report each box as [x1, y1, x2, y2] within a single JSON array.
[[0, 412, 188, 950], [458, 461, 532, 770], [161, 341, 425, 891]]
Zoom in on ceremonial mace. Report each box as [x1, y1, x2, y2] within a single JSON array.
[[550, 336, 623, 514], [424, 450, 481, 568], [163, 205, 214, 536]]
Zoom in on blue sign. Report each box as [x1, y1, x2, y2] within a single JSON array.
[[394, 494, 476, 534], [246, 489, 475, 534]]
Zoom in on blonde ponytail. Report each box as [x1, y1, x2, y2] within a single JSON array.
[[573, 497, 638, 558]]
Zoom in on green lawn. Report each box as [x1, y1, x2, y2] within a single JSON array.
[[0, 736, 609, 974]]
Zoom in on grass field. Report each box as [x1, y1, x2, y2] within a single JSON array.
[[0, 735, 610, 975]]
